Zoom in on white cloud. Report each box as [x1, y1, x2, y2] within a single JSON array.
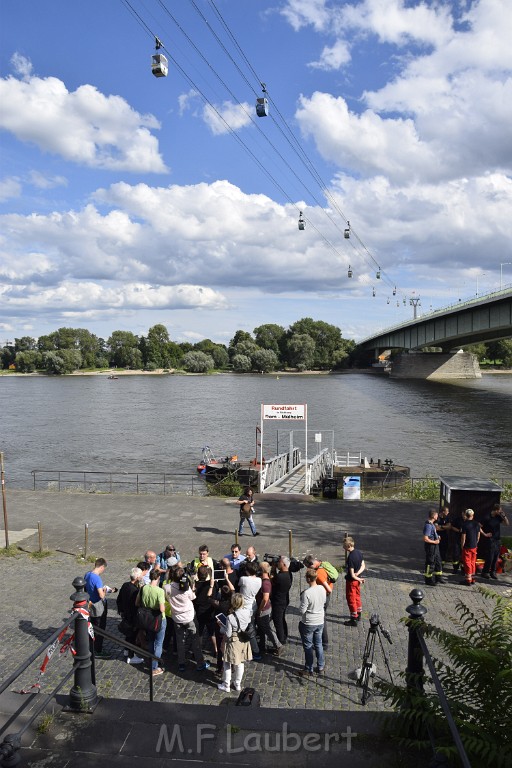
[[10, 52, 33, 80], [2, 281, 228, 313], [0, 177, 22, 202], [28, 171, 68, 190], [0, 68, 168, 173], [309, 40, 351, 71], [202, 101, 253, 135]]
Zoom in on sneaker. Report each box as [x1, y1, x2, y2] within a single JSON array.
[[127, 655, 144, 665], [233, 683, 242, 691], [197, 661, 211, 671], [217, 682, 230, 692], [152, 668, 164, 676], [252, 654, 262, 661], [178, 664, 186, 672], [253, 532, 260, 536], [490, 574, 498, 580], [298, 669, 313, 678], [315, 667, 325, 675], [344, 619, 357, 627], [272, 645, 284, 656]]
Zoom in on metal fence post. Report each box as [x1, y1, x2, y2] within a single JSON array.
[[405, 588, 427, 694], [68, 577, 98, 712]]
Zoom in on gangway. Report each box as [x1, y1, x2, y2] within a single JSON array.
[[263, 447, 331, 494]]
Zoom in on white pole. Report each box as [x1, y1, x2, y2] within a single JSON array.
[[304, 404, 309, 495], [259, 405, 264, 494]]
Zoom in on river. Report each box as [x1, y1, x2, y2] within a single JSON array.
[[1, 372, 511, 488]]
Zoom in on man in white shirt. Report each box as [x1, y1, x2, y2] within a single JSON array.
[[238, 561, 263, 660]]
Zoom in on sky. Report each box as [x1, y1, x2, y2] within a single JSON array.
[[0, 0, 511, 346]]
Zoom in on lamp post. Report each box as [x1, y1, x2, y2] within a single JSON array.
[[500, 262, 511, 290], [476, 272, 485, 297]]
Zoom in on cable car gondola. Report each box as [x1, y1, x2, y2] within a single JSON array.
[[347, 264, 353, 278], [376, 268, 381, 280], [344, 221, 350, 239], [298, 211, 305, 230], [256, 96, 269, 117], [151, 37, 168, 78]]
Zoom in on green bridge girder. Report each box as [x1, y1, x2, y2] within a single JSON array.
[[358, 288, 512, 353]]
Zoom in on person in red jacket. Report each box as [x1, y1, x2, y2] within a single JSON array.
[[342, 537, 365, 627]]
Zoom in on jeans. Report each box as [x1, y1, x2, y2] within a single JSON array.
[[239, 515, 257, 535], [299, 621, 324, 672], [147, 617, 166, 671], [174, 619, 205, 666]]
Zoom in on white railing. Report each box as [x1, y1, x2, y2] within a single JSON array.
[[261, 448, 301, 491], [334, 451, 362, 467], [306, 448, 331, 494]]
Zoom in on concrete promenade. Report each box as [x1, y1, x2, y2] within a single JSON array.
[[1, 489, 510, 766]]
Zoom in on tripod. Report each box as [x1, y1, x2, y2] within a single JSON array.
[[356, 616, 394, 705]]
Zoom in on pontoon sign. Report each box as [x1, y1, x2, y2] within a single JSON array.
[[262, 404, 306, 420]]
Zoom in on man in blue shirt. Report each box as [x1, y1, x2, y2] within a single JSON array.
[[423, 510, 445, 586], [225, 544, 246, 571], [84, 557, 115, 657]]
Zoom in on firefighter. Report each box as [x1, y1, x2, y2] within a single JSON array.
[[436, 505, 451, 567], [423, 509, 445, 586]]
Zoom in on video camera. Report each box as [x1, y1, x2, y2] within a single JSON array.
[[264, 553, 280, 566], [369, 613, 392, 644]]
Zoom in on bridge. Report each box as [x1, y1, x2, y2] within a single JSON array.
[[259, 447, 331, 494], [357, 287, 512, 379]]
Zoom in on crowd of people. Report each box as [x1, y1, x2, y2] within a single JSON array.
[[423, 503, 509, 586], [84, 538, 367, 688]]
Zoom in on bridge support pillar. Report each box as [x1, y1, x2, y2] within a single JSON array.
[[390, 351, 481, 380]]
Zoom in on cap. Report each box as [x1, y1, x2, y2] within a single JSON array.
[[167, 556, 179, 567]]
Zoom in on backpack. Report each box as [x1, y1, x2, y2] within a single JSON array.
[[320, 561, 339, 583]]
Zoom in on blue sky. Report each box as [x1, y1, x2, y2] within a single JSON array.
[[1, 0, 511, 346]]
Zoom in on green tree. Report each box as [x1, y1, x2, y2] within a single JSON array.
[[287, 318, 344, 369], [232, 354, 252, 372], [251, 348, 279, 372], [486, 339, 512, 367], [146, 324, 170, 368], [42, 349, 82, 374], [182, 351, 214, 373], [286, 333, 315, 371], [14, 336, 37, 352], [194, 340, 229, 368], [14, 350, 41, 372], [107, 331, 142, 368], [0, 346, 16, 369], [253, 324, 286, 356]]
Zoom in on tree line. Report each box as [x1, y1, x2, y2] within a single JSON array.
[[0, 319, 356, 375]]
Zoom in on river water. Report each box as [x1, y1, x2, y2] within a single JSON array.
[[1, 372, 511, 488]]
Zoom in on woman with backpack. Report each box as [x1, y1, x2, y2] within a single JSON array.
[[217, 592, 252, 692]]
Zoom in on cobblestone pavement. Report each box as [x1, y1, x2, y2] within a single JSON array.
[[1, 489, 510, 713]]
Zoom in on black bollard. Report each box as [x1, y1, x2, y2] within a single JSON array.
[[68, 576, 98, 712], [405, 588, 427, 694]]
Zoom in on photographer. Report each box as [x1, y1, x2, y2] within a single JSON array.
[[271, 556, 292, 646], [164, 567, 210, 673], [217, 592, 252, 693], [480, 504, 509, 580]]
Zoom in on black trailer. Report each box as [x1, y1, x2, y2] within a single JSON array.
[[439, 476, 503, 560]]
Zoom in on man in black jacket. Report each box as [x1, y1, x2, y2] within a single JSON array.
[[271, 556, 292, 645], [117, 567, 144, 664]]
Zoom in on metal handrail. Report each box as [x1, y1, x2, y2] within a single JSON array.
[[31, 469, 205, 496], [0, 613, 76, 696], [417, 633, 472, 768]]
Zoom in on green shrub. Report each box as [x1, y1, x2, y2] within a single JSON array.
[[208, 475, 243, 497], [378, 589, 512, 767]]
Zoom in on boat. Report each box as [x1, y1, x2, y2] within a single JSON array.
[[197, 446, 261, 487], [332, 452, 410, 487], [108, 375, 119, 380]]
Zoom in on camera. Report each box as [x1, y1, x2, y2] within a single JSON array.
[[264, 553, 280, 566], [178, 573, 193, 592], [369, 613, 392, 644]]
